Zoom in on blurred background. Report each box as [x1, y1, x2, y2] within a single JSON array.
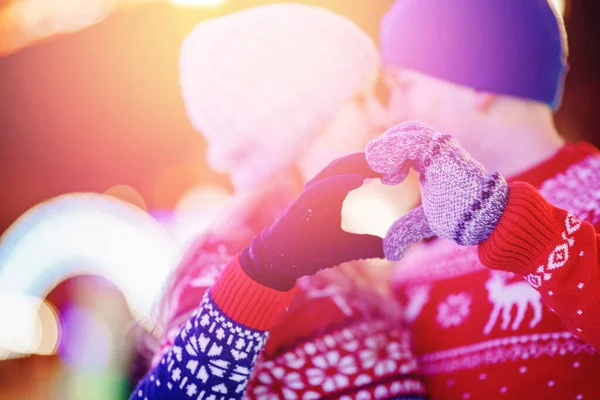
[[0, 0, 598, 399]]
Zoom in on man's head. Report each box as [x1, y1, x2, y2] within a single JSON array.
[[379, 0, 568, 147], [179, 4, 380, 190]]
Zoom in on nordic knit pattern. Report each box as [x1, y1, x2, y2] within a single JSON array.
[[135, 188, 427, 399], [246, 319, 427, 399], [134, 258, 429, 399], [393, 142, 600, 399], [133, 141, 600, 399], [366, 121, 509, 259], [132, 291, 268, 399]]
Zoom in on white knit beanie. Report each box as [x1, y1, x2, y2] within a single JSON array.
[[179, 3, 379, 189]]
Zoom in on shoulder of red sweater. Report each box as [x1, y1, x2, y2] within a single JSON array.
[[508, 141, 600, 188]]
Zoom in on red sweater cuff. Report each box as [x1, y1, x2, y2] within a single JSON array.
[[479, 182, 560, 275], [210, 255, 296, 331]]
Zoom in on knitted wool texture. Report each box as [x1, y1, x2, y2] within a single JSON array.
[[179, 4, 379, 189], [382, 205, 435, 261], [366, 121, 509, 260]]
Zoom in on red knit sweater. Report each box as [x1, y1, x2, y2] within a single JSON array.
[[394, 142, 600, 399], [155, 141, 600, 399], [155, 218, 426, 398]]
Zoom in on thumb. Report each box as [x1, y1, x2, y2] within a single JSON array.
[[337, 233, 384, 262], [380, 163, 412, 186], [384, 206, 435, 261]]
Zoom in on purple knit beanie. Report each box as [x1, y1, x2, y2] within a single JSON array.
[[380, 0, 568, 109]]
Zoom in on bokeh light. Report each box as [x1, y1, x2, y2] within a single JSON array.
[[171, 184, 231, 249], [36, 299, 61, 356], [104, 184, 148, 211], [0, 294, 59, 359], [0, 0, 231, 55], [168, 0, 227, 6], [0, 0, 116, 55], [152, 158, 212, 210], [0, 193, 179, 319]]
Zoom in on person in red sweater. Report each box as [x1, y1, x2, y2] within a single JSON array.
[[132, 4, 426, 400], [363, 0, 600, 398]]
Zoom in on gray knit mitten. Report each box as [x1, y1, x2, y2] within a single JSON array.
[[366, 121, 509, 261]]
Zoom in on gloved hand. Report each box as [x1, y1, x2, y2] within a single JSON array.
[[241, 153, 384, 291], [366, 121, 509, 261]]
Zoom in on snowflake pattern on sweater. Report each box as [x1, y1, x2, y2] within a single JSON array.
[[393, 144, 600, 400], [136, 205, 428, 399], [133, 142, 600, 400], [131, 292, 268, 399], [246, 320, 427, 399]]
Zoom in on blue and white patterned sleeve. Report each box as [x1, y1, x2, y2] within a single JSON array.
[[130, 291, 268, 399]]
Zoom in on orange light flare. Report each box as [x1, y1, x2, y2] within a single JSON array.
[[168, 0, 227, 6], [0, 0, 116, 56], [0, 0, 229, 56]]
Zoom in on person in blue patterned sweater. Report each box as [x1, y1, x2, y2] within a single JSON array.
[[131, 3, 427, 400]]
